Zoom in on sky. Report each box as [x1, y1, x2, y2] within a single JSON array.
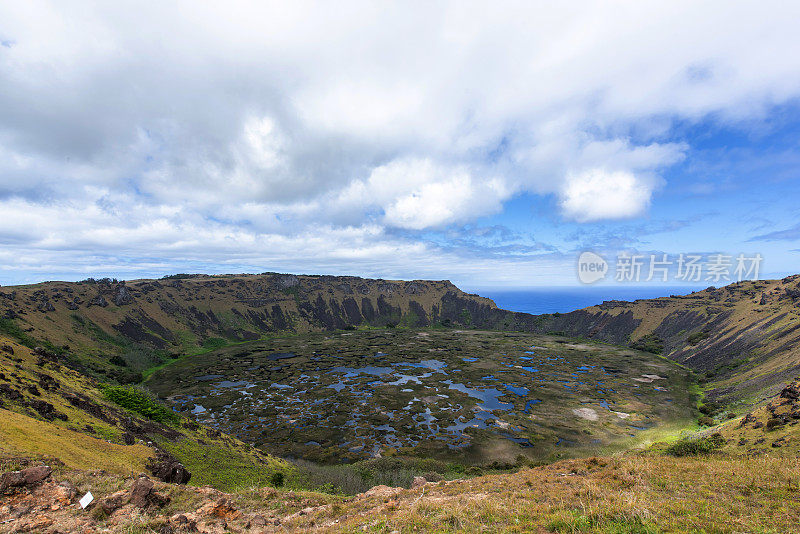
[[1, 1, 799, 289]]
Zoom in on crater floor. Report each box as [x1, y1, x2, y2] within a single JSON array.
[[148, 329, 697, 463]]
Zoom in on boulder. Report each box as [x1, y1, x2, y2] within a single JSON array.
[[36, 300, 55, 312], [129, 476, 170, 509], [29, 399, 67, 421], [362, 484, 401, 500], [169, 513, 199, 533], [100, 490, 129, 514], [22, 465, 52, 486], [147, 451, 192, 484], [0, 383, 22, 400], [247, 515, 268, 528], [115, 285, 133, 306], [0, 465, 51, 493]]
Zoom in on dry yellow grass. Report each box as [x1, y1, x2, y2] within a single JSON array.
[[0, 409, 152, 475], [2, 449, 798, 533], [290, 454, 800, 533]]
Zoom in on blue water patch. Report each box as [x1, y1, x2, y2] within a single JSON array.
[[520, 366, 539, 373], [462, 357, 479, 362], [446, 382, 513, 411], [523, 399, 542, 413], [597, 399, 612, 410], [505, 384, 529, 396]]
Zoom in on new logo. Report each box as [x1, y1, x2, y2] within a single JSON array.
[[577, 251, 608, 284]]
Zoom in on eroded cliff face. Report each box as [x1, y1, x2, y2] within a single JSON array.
[[528, 276, 800, 404], [0, 273, 526, 379]]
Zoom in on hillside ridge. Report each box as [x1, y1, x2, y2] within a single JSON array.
[[0, 272, 534, 383], [530, 276, 800, 407]]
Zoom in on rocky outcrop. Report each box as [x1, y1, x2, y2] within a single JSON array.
[[129, 476, 170, 509], [147, 450, 192, 484], [0, 465, 52, 494], [28, 399, 68, 421], [114, 284, 133, 306], [88, 294, 109, 308]]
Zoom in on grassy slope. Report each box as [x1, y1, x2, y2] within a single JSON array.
[[0, 409, 152, 474], [303, 454, 800, 533], [0, 334, 291, 492]]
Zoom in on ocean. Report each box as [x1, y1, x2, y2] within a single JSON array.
[[470, 286, 699, 316]]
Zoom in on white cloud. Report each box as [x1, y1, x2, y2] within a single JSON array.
[[559, 169, 657, 223], [1, 1, 800, 283]]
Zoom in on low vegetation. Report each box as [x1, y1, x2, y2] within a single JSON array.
[[664, 434, 725, 456], [155, 437, 291, 492], [101, 384, 180, 425], [629, 333, 664, 354]]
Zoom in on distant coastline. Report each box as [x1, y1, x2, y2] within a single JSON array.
[[473, 286, 699, 315]]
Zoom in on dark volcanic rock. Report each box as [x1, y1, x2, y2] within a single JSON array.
[[114, 284, 134, 306], [29, 399, 67, 421], [88, 294, 109, 308], [779, 381, 800, 401], [0, 383, 23, 400], [36, 300, 55, 312], [129, 476, 170, 508], [274, 274, 299, 289], [0, 465, 52, 494], [147, 451, 192, 484]]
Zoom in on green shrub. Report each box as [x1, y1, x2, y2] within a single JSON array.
[[101, 385, 179, 425], [699, 401, 721, 416], [698, 415, 714, 427], [665, 434, 724, 457], [630, 334, 664, 354], [269, 471, 285, 487], [687, 331, 710, 345]]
